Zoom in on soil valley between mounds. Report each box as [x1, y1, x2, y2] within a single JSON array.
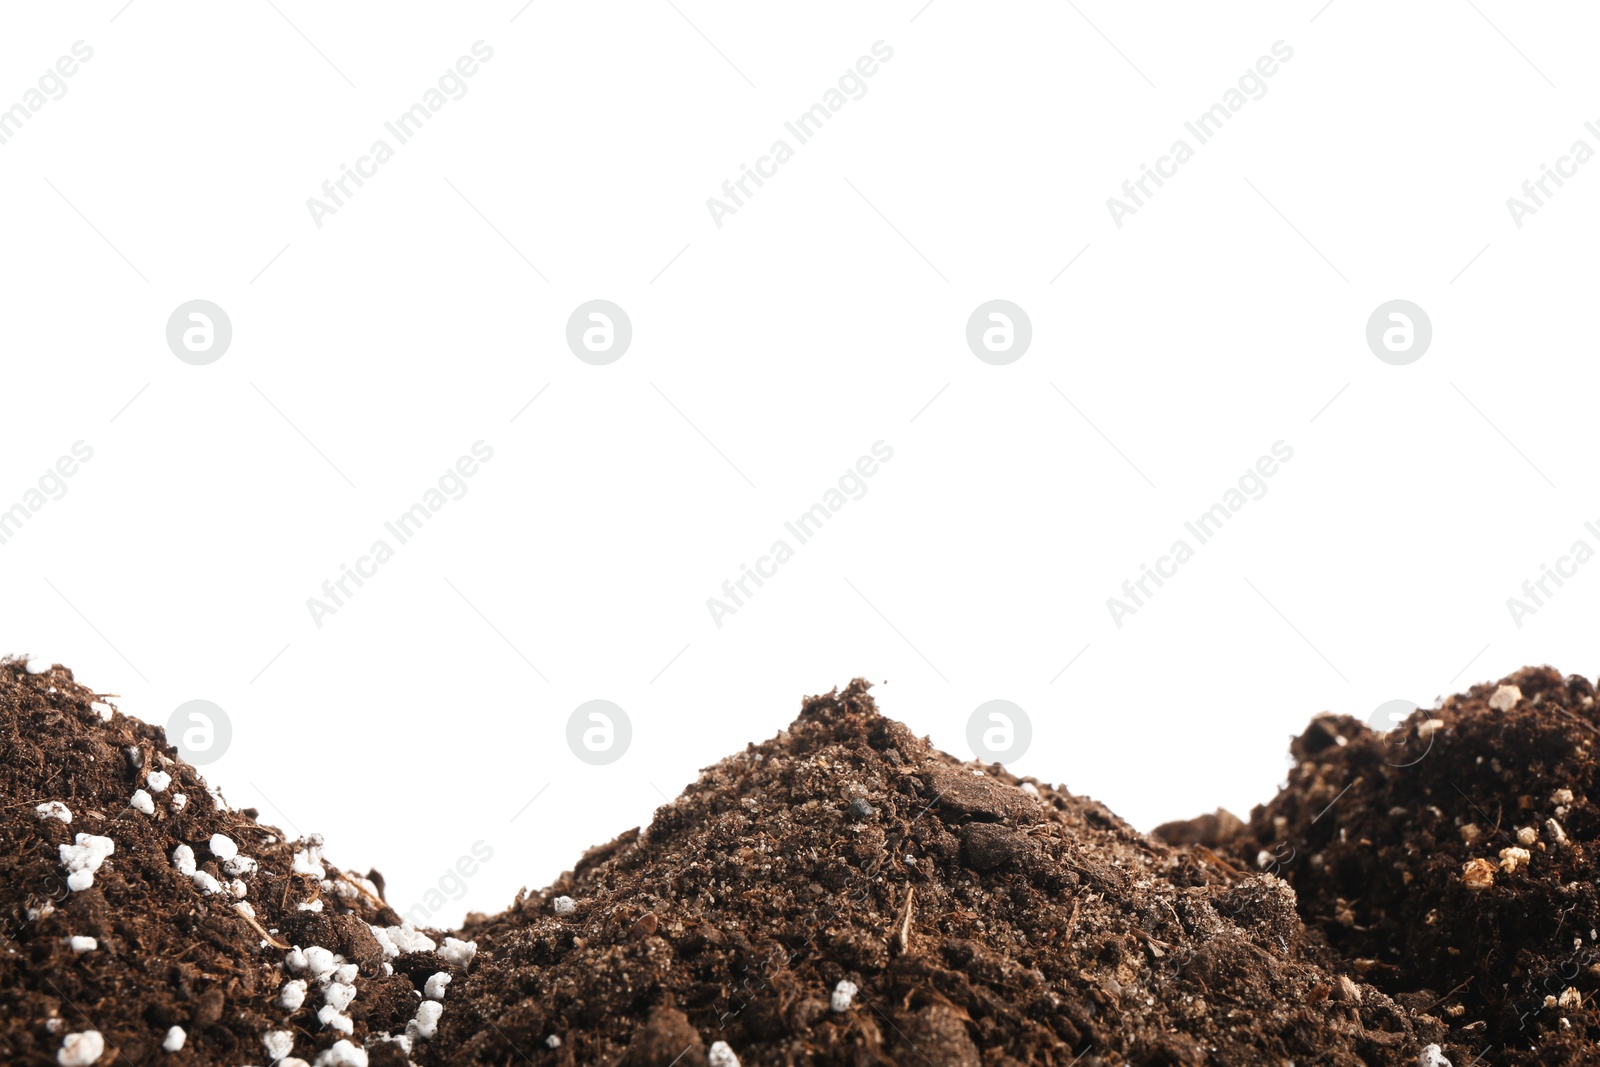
[[5, 658, 1600, 1066]]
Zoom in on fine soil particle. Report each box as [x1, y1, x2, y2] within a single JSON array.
[[0, 659, 461, 1066], [428, 680, 1426, 1067], [1215, 666, 1600, 1066]]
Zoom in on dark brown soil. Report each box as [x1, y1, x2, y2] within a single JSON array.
[[1214, 665, 1600, 1066], [0, 658, 465, 1066], [10, 656, 1598, 1066], [427, 681, 1427, 1067]]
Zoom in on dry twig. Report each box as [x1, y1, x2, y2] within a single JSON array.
[[892, 886, 915, 954], [234, 902, 291, 950]]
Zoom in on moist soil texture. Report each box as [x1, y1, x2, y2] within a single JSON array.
[[1214, 665, 1600, 1066], [433, 682, 1422, 1067], [0, 658, 467, 1067], [5, 657, 1597, 1066]]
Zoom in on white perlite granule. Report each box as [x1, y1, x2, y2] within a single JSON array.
[[59, 834, 114, 892], [303, 946, 339, 980], [382, 925, 436, 954], [437, 937, 477, 968], [324, 982, 357, 1012], [261, 1030, 295, 1061], [57, 1031, 104, 1066], [223, 854, 258, 877], [831, 979, 858, 1012], [171, 844, 196, 877], [408, 1000, 443, 1040], [280, 979, 308, 1010], [1500, 847, 1531, 873], [35, 801, 72, 824], [317, 1005, 353, 1034], [313, 1038, 368, 1066], [1419, 1043, 1453, 1067]]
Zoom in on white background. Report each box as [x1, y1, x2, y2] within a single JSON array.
[[2, 0, 1597, 926]]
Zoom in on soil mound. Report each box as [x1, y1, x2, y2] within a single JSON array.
[[9, 657, 1549, 1066], [1226, 666, 1600, 1065], [0, 658, 466, 1066], [430, 680, 1426, 1067]]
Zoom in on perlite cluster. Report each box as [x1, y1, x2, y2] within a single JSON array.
[[50, 810, 477, 1066], [1459, 783, 1576, 892], [281, 917, 475, 1055]]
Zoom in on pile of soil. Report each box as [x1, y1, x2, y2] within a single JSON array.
[[0, 658, 471, 1066], [9, 655, 1600, 1066], [429, 681, 1425, 1067], [1215, 666, 1600, 1066]]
